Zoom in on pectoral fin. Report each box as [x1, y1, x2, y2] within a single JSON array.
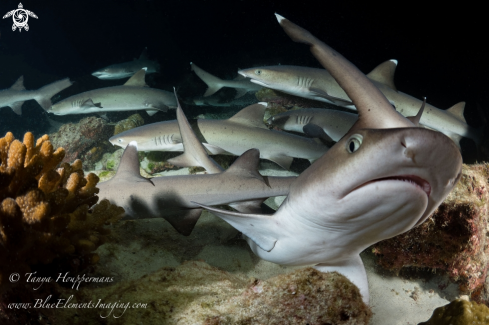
[[10, 101, 24, 115], [163, 208, 203, 236], [193, 202, 278, 252], [314, 255, 369, 305], [81, 98, 102, 109]]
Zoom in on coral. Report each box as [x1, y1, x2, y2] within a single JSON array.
[[113, 113, 144, 135], [372, 164, 489, 300], [418, 298, 489, 324], [54, 261, 371, 324], [49, 116, 114, 169], [0, 132, 124, 294]]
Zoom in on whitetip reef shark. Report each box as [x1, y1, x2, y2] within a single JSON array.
[[97, 90, 296, 235], [109, 102, 328, 170], [92, 48, 160, 80], [193, 14, 463, 304], [238, 61, 481, 146], [0, 76, 72, 115], [191, 62, 262, 99], [47, 69, 176, 116]]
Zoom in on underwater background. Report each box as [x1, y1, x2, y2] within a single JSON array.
[[1, 1, 489, 324]]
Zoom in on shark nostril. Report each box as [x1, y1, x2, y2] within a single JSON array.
[[401, 140, 406, 148]]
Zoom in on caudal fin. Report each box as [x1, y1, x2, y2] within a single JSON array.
[[190, 62, 223, 97], [34, 78, 73, 111]]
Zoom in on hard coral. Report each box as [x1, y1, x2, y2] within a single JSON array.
[[0, 132, 124, 294], [419, 298, 489, 325], [372, 164, 489, 300]]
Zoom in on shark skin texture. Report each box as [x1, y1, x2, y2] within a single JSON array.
[[92, 48, 160, 80], [193, 14, 463, 305], [97, 90, 295, 236], [0, 76, 72, 115], [48, 69, 176, 117], [108, 102, 329, 170], [239, 61, 481, 147]]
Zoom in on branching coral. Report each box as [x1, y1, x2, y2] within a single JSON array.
[[0, 132, 124, 294]]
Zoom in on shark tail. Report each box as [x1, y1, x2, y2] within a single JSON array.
[[190, 62, 223, 97], [34, 78, 73, 111]]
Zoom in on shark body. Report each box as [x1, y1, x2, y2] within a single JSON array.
[[0, 76, 72, 115], [194, 14, 463, 304], [48, 69, 176, 116], [109, 103, 328, 170], [191, 62, 262, 99], [92, 48, 160, 80], [267, 108, 357, 142], [239, 62, 480, 146], [97, 92, 295, 235]]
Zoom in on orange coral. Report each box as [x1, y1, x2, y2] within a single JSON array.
[[0, 132, 124, 294]]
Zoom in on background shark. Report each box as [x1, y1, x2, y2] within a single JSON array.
[[97, 91, 295, 235], [238, 62, 481, 146], [0, 76, 72, 115], [109, 102, 329, 170], [48, 69, 176, 116], [194, 14, 463, 305], [92, 48, 160, 80]]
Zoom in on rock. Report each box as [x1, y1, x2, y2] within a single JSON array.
[[372, 164, 489, 301], [55, 261, 372, 324], [418, 298, 489, 324]]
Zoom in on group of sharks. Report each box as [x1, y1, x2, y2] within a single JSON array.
[[96, 14, 463, 306], [0, 12, 467, 306]]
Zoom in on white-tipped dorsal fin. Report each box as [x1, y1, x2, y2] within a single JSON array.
[[10, 76, 25, 91], [366, 60, 398, 91], [446, 102, 466, 123], [227, 103, 268, 128], [192, 202, 278, 252], [167, 89, 223, 174], [123, 69, 148, 87]]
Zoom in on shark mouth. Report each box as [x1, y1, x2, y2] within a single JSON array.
[[356, 175, 431, 198]]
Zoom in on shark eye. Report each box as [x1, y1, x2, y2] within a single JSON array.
[[118, 139, 123, 143], [255, 69, 262, 75], [346, 134, 363, 153]]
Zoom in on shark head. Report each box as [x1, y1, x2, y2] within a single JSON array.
[[92, 64, 135, 80], [238, 66, 299, 89], [109, 120, 183, 151]]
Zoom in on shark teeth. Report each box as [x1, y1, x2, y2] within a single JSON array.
[[375, 175, 431, 197]]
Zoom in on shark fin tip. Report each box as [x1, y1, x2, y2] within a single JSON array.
[[258, 102, 268, 107], [275, 13, 285, 23], [390, 59, 398, 65], [129, 141, 138, 149]]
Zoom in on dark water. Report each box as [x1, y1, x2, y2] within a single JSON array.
[[0, 1, 487, 162]]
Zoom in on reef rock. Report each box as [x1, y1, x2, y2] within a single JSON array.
[[372, 164, 489, 301], [419, 298, 489, 324], [56, 261, 371, 325], [49, 116, 114, 169], [113, 113, 144, 135]]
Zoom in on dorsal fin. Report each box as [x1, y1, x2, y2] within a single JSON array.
[[276, 14, 412, 131], [225, 149, 267, 185], [114, 141, 153, 185], [123, 68, 148, 87], [139, 47, 148, 60], [446, 102, 466, 123], [167, 89, 223, 174], [366, 60, 398, 91], [406, 97, 426, 126], [227, 103, 268, 129], [10, 76, 25, 91]]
